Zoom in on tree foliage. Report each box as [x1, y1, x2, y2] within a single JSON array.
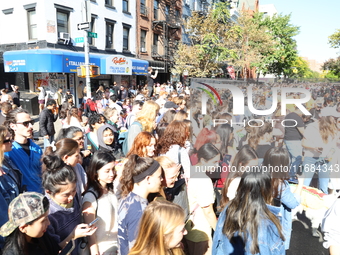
[[328, 29, 340, 48], [173, 6, 301, 79], [322, 57, 340, 80]]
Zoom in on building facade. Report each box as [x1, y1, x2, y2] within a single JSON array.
[[136, 0, 182, 83], [0, 0, 148, 101]]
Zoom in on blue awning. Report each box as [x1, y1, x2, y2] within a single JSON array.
[[132, 59, 148, 75], [3, 49, 148, 75]]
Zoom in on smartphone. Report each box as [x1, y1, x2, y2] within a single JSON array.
[[89, 218, 99, 227], [59, 240, 75, 255]]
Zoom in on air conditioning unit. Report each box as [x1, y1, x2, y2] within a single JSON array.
[[59, 32, 70, 40], [141, 47, 146, 53]]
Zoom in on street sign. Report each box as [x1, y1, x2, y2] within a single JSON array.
[[75, 37, 84, 43], [77, 22, 90, 30], [88, 32, 98, 38]]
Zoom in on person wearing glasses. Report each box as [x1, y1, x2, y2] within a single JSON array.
[[0, 125, 23, 250], [39, 99, 58, 150], [5, 108, 43, 193]]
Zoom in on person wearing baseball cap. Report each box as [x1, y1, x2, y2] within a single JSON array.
[[0, 192, 60, 255]]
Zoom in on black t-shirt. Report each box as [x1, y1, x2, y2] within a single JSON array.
[[18, 140, 31, 156], [146, 73, 153, 87], [284, 112, 304, 141]]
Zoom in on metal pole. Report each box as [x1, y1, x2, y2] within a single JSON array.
[[84, 30, 91, 99], [84, 0, 91, 99]]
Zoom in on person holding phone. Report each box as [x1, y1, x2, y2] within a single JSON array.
[[82, 151, 119, 255], [42, 155, 96, 255]]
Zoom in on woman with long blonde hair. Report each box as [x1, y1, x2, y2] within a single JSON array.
[[126, 100, 160, 153], [128, 200, 186, 255]]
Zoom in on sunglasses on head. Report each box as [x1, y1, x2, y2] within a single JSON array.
[[2, 139, 12, 144], [16, 120, 34, 127]]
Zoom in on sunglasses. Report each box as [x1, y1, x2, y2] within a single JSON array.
[[2, 139, 12, 144], [16, 120, 34, 127]]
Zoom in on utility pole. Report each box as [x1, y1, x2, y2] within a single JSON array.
[[83, 0, 91, 99]]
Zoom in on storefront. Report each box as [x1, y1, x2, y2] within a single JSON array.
[[4, 49, 148, 101]]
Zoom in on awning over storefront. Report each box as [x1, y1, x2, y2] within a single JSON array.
[[3, 49, 148, 75], [132, 59, 148, 75], [149, 60, 166, 73]]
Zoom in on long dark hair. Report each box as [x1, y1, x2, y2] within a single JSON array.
[[262, 147, 290, 199], [42, 155, 77, 195], [213, 124, 233, 155], [85, 151, 116, 198], [223, 171, 285, 254], [2, 198, 50, 255], [220, 145, 258, 208]]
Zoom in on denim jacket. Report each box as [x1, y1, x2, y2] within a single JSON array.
[[279, 181, 300, 250], [212, 204, 285, 255]]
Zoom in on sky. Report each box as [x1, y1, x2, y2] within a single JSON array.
[[259, 0, 340, 63]]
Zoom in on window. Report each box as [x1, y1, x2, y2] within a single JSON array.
[[153, 0, 158, 19], [105, 0, 113, 5], [140, 0, 147, 15], [175, 9, 180, 18], [165, 5, 170, 16], [123, 0, 129, 12], [141, 30, 147, 52], [27, 9, 37, 40], [57, 11, 69, 34], [89, 17, 96, 46], [123, 26, 130, 50], [153, 33, 158, 53], [106, 22, 115, 49]]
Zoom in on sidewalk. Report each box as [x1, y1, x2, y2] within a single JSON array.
[[31, 114, 63, 149]]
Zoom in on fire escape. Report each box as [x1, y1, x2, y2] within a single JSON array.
[[152, 0, 182, 72]]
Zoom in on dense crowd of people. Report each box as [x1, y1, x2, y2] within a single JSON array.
[[0, 77, 340, 255]]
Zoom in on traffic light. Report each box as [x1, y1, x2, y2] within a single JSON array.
[[77, 65, 100, 77], [90, 65, 100, 77]]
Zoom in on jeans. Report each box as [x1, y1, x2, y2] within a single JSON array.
[[284, 140, 303, 178], [147, 86, 153, 97], [44, 135, 54, 150], [302, 156, 330, 194]]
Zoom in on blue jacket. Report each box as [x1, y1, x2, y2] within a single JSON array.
[[280, 181, 300, 250], [212, 204, 285, 255], [5, 140, 43, 193], [0, 156, 22, 249]]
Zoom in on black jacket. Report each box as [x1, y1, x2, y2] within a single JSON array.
[[39, 108, 58, 136]]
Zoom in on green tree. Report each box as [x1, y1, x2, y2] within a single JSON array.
[[322, 57, 340, 80], [258, 14, 300, 79], [328, 29, 340, 48], [172, 2, 233, 77]]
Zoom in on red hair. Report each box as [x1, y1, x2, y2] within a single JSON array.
[[157, 121, 188, 155], [126, 132, 156, 157]]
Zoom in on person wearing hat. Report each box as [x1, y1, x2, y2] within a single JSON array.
[[156, 101, 179, 124], [0, 192, 60, 255]]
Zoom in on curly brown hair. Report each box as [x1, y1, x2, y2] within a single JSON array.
[[156, 121, 188, 155]]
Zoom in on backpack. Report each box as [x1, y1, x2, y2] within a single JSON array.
[[119, 121, 143, 156]]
